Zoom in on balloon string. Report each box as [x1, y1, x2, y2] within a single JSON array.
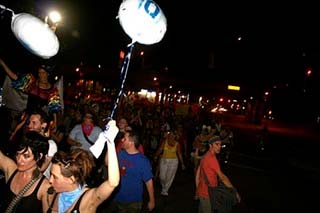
[[0, 5, 15, 15], [110, 42, 135, 119]]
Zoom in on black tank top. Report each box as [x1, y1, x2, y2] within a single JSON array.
[[69, 190, 89, 213], [0, 170, 45, 213]]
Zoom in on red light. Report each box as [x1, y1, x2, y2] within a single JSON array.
[[306, 69, 312, 76], [119, 51, 125, 59]]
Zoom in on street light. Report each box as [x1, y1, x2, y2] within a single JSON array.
[[303, 68, 312, 92], [140, 51, 145, 67], [0, 4, 60, 59], [45, 10, 62, 32], [306, 69, 312, 77]]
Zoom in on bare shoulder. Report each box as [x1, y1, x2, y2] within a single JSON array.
[[2, 160, 17, 181], [77, 188, 100, 211], [39, 178, 52, 197], [80, 185, 113, 208], [38, 177, 56, 212], [80, 188, 98, 202]]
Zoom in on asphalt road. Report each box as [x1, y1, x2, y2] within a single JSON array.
[[149, 114, 320, 213]]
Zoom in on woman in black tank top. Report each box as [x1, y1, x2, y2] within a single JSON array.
[[0, 131, 56, 213]]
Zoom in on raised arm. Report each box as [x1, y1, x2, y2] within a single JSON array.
[[0, 58, 18, 80], [9, 114, 27, 141], [88, 120, 120, 207], [104, 133, 120, 187], [0, 149, 17, 181]]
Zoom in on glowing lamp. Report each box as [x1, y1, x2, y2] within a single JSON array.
[[11, 13, 59, 59]]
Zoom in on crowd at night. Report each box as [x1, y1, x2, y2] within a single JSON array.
[[0, 1, 320, 213]]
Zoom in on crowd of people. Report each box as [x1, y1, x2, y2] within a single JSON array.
[[0, 55, 241, 213]]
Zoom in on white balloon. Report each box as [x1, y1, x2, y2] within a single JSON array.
[[11, 13, 59, 59], [118, 0, 167, 45]]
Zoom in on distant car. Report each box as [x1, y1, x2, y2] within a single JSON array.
[[211, 106, 228, 113]]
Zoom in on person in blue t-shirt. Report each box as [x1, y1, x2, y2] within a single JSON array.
[[108, 129, 155, 212]]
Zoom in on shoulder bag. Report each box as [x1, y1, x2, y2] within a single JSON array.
[[201, 168, 237, 212], [82, 130, 94, 145]]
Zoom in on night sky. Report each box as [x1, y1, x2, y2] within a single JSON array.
[[1, 1, 320, 95]]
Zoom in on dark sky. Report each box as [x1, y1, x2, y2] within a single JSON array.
[[1, 1, 320, 93]]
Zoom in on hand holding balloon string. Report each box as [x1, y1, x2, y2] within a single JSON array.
[[90, 120, 119, 158], [96, 42, 134, 158], [92, 0, 169, 158]]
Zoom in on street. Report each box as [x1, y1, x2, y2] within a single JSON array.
[[1, 112, 319, 212], [150, 114, 320, 212]]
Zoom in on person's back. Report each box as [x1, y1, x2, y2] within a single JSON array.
[[108, 130, 155, 212], [113, 150, 152, 202]]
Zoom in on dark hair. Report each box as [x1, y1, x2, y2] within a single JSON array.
[[17, 131, 49, 168], [52, 149, 94, 186], [28, 109, 51, 132], [31, 109, 50, 122], [39, 64, 55, 74], [126, 129, 140, 149], [82, 111, 98, 124]]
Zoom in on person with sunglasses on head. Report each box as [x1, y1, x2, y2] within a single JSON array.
[[0, 131, 55, 213], [47, 120, 120, 213]]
